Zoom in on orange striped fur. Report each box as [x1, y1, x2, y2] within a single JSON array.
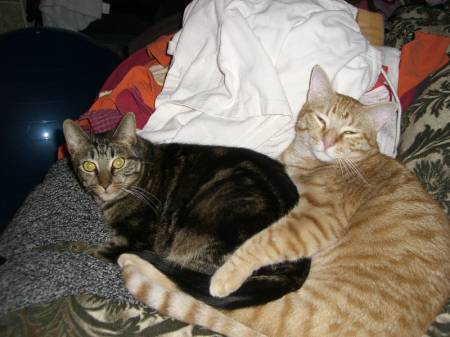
[[120, 65, 450, 337]]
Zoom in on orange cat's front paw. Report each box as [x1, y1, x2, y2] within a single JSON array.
[[209, 262, 251, 297], [121, 264, 143, 297]]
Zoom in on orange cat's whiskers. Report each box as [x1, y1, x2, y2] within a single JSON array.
[[119, 66, 450, 337], [340, 157, 371, 187], [336, 158, 356, 183], [337, 158, 348, 180]]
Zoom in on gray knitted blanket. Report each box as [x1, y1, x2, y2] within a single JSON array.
[[0, 157, 139, 317]]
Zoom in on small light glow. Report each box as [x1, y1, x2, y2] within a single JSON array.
[[44, 132, 49, 138]]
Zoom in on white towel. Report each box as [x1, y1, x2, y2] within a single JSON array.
[[360, 46, 402, 158], [40, 0, 102, 31], [138, 0, 382, 159]]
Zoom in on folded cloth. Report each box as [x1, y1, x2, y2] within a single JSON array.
[[360, 46, 402, 158], [400, 76, 431, 113], [40, 0, 102, 31], [115, 88, 156, 129], [78, 109, 125, 134], [89, 35, 173, 114], [138, 0, 382, 159], [397, 31, 450, 98], [93, 46, 155, 97]]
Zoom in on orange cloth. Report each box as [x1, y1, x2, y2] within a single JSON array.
[[58, 35, 174, 159], [58, 144, 68, 159], [89, 34, 174, 111], [397, 31, 450, 98], [146, 34, 174, 65]]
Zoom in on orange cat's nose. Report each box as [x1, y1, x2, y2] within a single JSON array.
[[323, 138, 335, 150]]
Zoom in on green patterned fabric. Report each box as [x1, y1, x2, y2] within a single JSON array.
[[397, 61, 450, 217], [385, 0, 450, 50], [0, 242, 223, 337], [387, 4, 450, 336], [0, 294, 223, 337]]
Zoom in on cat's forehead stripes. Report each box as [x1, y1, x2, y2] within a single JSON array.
[[324, 95, 359, 127], [329, 96, 352, 117], [90, 135, 113, 157]]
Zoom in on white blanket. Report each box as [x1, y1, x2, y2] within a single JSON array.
[[138, 0, 383, 159]]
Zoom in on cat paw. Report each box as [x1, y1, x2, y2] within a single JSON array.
[[121, 264, 146, 299], [209, 263, 251, 297], [118, 253, 139, 268]]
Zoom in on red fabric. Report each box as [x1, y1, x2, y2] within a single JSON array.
[[116, 88, 155, 129], [58, 144, 68, 159], [367, 65, 392, 100], [88, 34, 173, 112], [368, 66, 389, 92], [78, 109, 125, 133], [399, 86, 416, 112], [94, 46, 154, 98], [397, 31, 450, 98], [58, 34, 175, 159]]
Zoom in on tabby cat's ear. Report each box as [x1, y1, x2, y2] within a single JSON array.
[[307, 65, 335, 101], [63, 119, 90, 155], [113, 112, 137, 145], [364, 102, 398, 132]]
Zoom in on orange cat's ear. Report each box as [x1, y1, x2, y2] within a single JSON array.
[[364, 102, 398, 132], [307, 65, 334, 102]]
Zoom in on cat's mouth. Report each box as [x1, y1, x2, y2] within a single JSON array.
[[313, 149, 335, 163], [98, 192, 117, 201], [94, 187, 121, 202]]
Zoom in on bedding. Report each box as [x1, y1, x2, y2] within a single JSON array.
[[137, 0, 382, 159], [1, 2, 450, 336]]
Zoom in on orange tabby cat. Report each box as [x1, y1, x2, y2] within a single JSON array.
[[120, 65, 450, 337]]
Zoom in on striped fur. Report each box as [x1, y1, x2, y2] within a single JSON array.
[[120, 65, 450, 336], [120, 254, 265, 337], [63, 111, 309, 308]]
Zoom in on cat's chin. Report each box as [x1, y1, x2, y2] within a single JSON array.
[[96, 191, 121, 202], [313, 150, 335, 163]]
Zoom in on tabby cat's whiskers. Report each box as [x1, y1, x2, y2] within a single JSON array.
[[121, 187, 158, 215], [131, 186, 160, 206]]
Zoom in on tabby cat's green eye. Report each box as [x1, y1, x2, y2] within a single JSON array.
[[112, 158, 125, 169], [83, 161, 96, 172]]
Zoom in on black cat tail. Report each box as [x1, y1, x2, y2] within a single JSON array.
[[133, 251, 310, 310]]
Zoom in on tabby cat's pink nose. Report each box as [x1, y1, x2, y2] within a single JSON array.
[[100, 182, 111, 190]]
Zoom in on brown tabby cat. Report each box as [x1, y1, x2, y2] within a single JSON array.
[[63, 111, 310, 309], [119, 65, 450, 337]]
